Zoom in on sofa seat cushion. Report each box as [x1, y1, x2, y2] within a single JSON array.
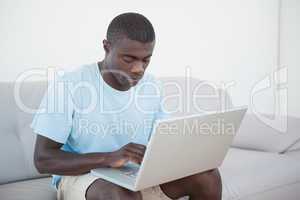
[[0, 177, 56, 200], [220, 148, 300, 200]]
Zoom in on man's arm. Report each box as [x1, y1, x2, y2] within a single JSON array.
[[34, 135, 146, 176]]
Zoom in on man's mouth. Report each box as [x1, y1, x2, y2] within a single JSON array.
[[131, 79, 139, 84], [130, 77, 142, 82], [129, 77, 141, 85]]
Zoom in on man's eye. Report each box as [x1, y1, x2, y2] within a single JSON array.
[[123, 57, 134, 63]]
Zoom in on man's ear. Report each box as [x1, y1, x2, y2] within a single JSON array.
[[103, 39, 111, 54]]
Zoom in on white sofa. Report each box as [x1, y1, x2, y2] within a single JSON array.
[[0, 78, 300, 200]]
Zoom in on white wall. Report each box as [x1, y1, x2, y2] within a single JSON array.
[[0, 0, 280, 110], [280, 0, 300, 117]]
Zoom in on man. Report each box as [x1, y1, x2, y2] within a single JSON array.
[[31, 12, 222, 200]]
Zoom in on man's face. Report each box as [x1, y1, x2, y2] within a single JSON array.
[[104, 37, 155, 87]]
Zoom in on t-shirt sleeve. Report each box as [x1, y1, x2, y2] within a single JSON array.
[[30, 70, 74, 144]]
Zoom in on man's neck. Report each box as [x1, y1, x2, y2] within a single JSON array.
[[97, 61, 131, 91]]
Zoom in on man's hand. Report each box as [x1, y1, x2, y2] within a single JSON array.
[[34, 136, 146, 175], [108, 143, 146, 168]]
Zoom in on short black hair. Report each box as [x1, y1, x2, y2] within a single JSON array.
[[106, 12, 155, 45]]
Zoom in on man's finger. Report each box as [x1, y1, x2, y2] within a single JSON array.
[[127, 143, 146, 150], [126, 153, 143, 164], [126, 147, 145, 157]]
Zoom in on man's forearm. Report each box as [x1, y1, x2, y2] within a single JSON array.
[[36, 149, 112, 176]]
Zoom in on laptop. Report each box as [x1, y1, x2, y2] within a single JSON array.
[[91, 107, 247, 191]]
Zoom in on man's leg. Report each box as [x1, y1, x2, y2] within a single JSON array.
[[86, 178, 143, 200], [160, 169, 222, 200]]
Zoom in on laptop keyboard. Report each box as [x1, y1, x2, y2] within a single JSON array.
[[119, 164, 140, 178]]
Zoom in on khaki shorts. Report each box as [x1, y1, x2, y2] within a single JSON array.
[[57, 173, 187, 200]]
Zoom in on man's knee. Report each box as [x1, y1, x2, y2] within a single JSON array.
[[86, 178, 142, 200], [195, 169, 221, 185]]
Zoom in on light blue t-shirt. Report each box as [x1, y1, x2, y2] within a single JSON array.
[[30, 63, 168, 189]]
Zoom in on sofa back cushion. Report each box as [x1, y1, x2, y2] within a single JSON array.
[[232, 113, 300, 153], [157, 77, 233, 117], [2, 76, 297, 186], [0, 81, 49, 184]]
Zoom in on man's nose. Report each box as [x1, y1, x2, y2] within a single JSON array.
[[131, 62, 144, 75]]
